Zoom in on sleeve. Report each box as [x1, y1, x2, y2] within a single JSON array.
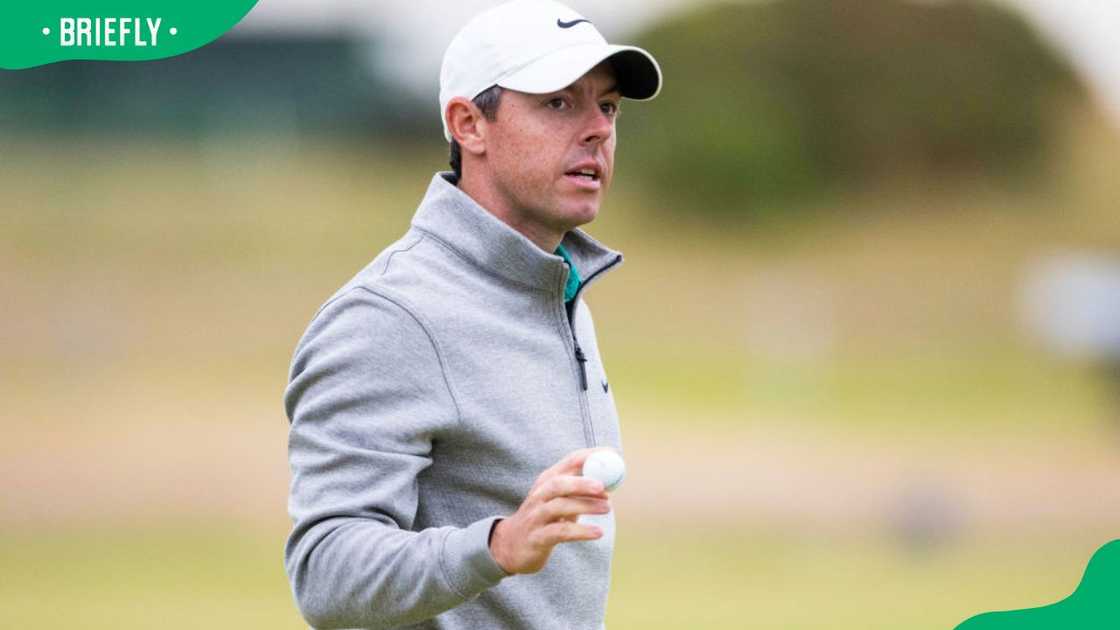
[[283, 287, 510, 630]]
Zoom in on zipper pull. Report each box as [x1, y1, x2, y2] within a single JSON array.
[[574, 344, 589, 391]]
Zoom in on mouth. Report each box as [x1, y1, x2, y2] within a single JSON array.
[[564, 166, 602, 190]]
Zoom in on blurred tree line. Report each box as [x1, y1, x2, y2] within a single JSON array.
[[0, 38, 427, 138], [619, 0, 1086, 217]]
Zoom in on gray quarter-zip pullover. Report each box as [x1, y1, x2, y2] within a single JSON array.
[[284, 171, 625, 629]]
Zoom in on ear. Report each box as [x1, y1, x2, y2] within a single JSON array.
[[446, 97, 488, 156]]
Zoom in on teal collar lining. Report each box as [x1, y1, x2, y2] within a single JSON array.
[[554, 243, 582, 303]]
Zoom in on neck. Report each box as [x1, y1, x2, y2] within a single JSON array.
[[458, 170, 564, 252]]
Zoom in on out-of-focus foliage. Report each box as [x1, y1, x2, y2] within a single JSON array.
[[0, 38, 427, 138], [620, 0, 1085, 217]]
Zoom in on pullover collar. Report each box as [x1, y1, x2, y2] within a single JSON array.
[[554, 244, 582, 303], [411, 172, 623, 300]]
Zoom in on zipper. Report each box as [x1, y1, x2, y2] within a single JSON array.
[[563, 254, 622, 392], [574, 343, 589, 390], [559, 253, 622, 447]]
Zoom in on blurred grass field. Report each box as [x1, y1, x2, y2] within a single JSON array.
[[2, 105, 1119, 628], [0, 521, 1111, 629]]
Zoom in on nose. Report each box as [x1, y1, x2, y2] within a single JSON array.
[[580, 107, 614, 146]]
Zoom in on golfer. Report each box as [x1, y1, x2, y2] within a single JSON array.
[[283, 1, 661, 628]]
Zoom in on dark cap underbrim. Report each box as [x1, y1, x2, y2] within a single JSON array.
[[606, 48, 661, 101]]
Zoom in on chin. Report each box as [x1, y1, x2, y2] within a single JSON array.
[[566, 206, 599, 228], [579, 197, 604, 216]]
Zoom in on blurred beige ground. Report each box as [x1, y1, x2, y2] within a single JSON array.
[[5, 406, 1119, 534]]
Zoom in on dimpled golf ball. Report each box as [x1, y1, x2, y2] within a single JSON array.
[[582, 449, 626, 492]]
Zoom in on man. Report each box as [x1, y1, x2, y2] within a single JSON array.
[[283, 1, 661, 628]]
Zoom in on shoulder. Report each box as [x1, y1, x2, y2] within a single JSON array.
[[295, 284, 434, 364], [287, 227, 461, 377], [305, 227, 440, 326], [289, 233, 444, 375], [341, 228, 463, 305]]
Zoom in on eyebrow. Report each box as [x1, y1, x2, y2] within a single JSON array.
[[600, 83, 621, 98], [559, 83, 621, 98]]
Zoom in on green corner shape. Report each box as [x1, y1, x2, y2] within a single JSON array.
[[1, 1, 260, 70], [956, 540, 1120, 630]]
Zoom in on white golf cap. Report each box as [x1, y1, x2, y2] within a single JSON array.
[[439, 0, 663, 142]]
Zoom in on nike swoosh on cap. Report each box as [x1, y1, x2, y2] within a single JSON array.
[[557, 18, 592, 29]]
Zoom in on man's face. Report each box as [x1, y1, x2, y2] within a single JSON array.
[[482, 62, 620, 239]]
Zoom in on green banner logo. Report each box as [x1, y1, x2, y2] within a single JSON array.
[[0, 1, 260, 70]]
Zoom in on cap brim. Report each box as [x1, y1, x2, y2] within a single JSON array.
[[496, 44, 662, 101]]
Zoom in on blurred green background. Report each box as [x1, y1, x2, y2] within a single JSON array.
[[3, 0, 1120, 628]]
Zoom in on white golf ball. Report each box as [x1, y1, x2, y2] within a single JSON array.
[[582, 449, 626, 492]]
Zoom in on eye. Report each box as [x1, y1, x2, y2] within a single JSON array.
[[546, 97, 569, 110], [600, 101, 620, 118]]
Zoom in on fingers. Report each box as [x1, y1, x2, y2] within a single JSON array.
[[540, 447, 604, 479], [530, 520, 604, 548], [490, 493, 609, 575], [529, 474, 606, 503], [535, 496, 610, 524], [530, 448, 619, 498], [493, 450, 619, 575]]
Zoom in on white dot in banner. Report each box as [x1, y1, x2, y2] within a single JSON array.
[[42, 27, 50, 35], [169, 27, 178, 36]]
